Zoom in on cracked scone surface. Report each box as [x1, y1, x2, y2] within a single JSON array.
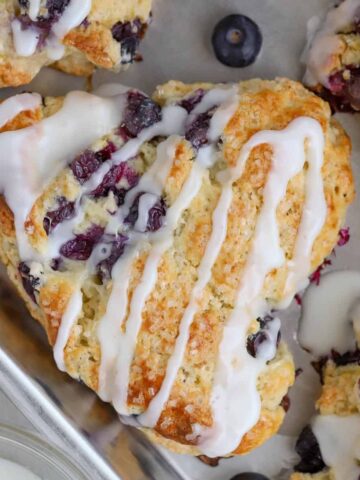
[[0, 78, 355, 456], [0, 0, 151, 87]]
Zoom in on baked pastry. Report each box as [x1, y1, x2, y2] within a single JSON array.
[[303, 0, 360, 112], [0, 78, 354, 457], [291, 348, 360, 479], [0, 0, 152, 87]]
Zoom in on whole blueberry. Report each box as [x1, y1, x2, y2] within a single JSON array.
[[211, 14, 262, 68], [230, 474, 269, 480]]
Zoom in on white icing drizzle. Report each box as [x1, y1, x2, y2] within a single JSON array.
[[0, 84, 328, 458], [12, 0, 91, 60], [28, 0, 41, 21], [97, 135, 182, 401], [256, 317, 281, 361], [134, 193, 158, 233], [0, 93, 41, 131], [138, 92, 239, 428], [11, 19, 39, 57], [112, 162, 205, 414], [139, 181, 233, 427], [0, 91, 124, 260], [197, 117, 326, 457], [53, 283, 83, 371], [52, 0, 91, 39], [303, 0, 360, 87], [312, 414, 360, 480], [299, 270, 360, 355]]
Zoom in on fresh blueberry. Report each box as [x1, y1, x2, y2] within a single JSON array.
[[230, 474, 269, 480], [211, 14, 262, 68]]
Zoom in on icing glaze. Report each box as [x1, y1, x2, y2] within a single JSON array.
[[28, 0, 41, 21], [0, 84, 327, 457], [198, 117, 326, 457], [312, 414, 360, 480], [53, 283, 83, 371], [303, 0, 360, 87], [12, 0, 91, 60], [299, 270, 360, 355], [0, 91, 124, 260]]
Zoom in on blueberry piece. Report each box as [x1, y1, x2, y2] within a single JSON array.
[[125, 193, 166, 232], [211, 14, 262, 68], [179, 89, 205, 113], [97, 234, 128, 282], [185, 110, 212, 150], [43, 196, 75, 235], [230, 474, 269, 480], [294, 425, 326, 473], [120, 91, 162, 138], [70, 142, 116, 184], [60, 225, 104, 261], [18, 262, 40, 304]]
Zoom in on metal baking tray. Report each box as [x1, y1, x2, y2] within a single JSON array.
[[1, 0, 359, 478]]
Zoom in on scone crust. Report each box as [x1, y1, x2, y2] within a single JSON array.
[[0, 78, 354, 455], [0, 0, 152, 86]]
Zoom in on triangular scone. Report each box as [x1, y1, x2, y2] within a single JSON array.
[[0, 78, 354, 457], [0, 0, 151, 87]]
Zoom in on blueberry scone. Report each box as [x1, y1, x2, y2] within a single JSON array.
[[291, 348, 360, 479], [0, 78, 354, 457], [0, 0, 152, 87], [303, 0, 360, 112]]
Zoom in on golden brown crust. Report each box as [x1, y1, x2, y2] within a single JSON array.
[[0, 0, 152, 87], [0, 78, 354, 456]]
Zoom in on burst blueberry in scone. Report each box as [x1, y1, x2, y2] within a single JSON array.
[[291, 348, 360, 479], [0, 0, 151, 87], [303, 0, 360, 112], [0, 78, 354, 457]]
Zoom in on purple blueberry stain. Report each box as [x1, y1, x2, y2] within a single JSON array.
[[125, 193, 166, 232], [18, 262, 42, 303], [120, 91, 161, 139], [43, 196, 75, 235], [179, 89, 205, 113], [97, 234, 128, 281], [90, 162, 139, 206], [60, 225, 104, 261], [111, 18, 147, 64], [322, 67, 360, 113], [70, 142, 116, 184], [185, 110, 213, 150]]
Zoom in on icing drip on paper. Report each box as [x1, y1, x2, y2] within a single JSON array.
[[299, 270, 360, 356]]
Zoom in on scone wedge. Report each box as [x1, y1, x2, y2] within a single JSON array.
[[0, 78, 354, 457]]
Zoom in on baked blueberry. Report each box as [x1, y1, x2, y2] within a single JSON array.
[[230, 473, 269, 480], [211, 14, 262, 68]]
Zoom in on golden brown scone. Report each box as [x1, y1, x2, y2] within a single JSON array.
[[0, 0, 151, 87], [0, 78, 354, 457], [291, 350, 360, 479], [303, 0, 360, 112]]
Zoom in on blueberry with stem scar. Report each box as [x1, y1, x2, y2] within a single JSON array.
[[212, 14, 262, 68]]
